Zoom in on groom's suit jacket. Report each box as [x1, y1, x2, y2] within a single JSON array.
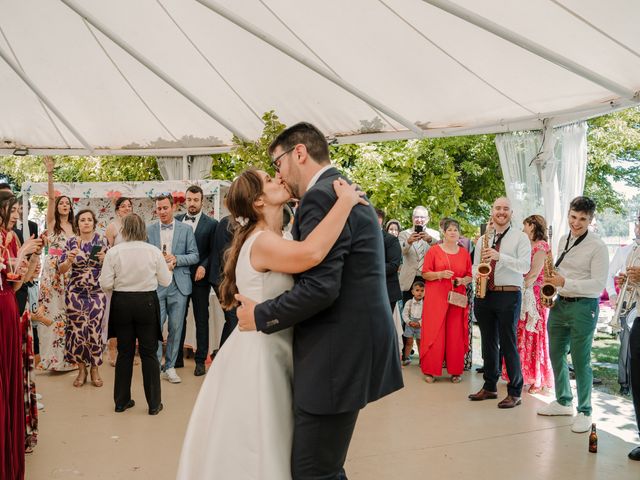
[[254, 167, 403, 415], [147, 220, 199, 296]]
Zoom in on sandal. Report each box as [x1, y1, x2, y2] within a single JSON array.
[[90, 367, 103, 387], [423, 375, 435, 383], [528, 385, 542, 394], [73, 367, 87, 387], [450, 375, 462, 384]]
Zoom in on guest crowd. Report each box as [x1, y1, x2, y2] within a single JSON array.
[[1, 153, 639, 480]]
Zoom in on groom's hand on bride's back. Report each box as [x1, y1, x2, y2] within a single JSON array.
[[235, 294, 257, 331]]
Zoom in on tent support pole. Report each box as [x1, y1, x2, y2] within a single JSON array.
[[422, 0, 638, 100], [60, 0, 249, 141], [194, 0, 424, 137], [0, 44, 94, 153]]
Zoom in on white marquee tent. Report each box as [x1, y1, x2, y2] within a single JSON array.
[[1, 0, 639, 156]]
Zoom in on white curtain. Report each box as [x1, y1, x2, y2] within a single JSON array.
[[190, 155, 213, 180], [156, 155, 212, 180], [495, 121, 588, 252], [156, 156, 184, 180]]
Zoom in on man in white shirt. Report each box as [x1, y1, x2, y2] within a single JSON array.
[[606, 217, 640, 395], [147, 194, 199, 384], [537, 196, 609, 433], [469, 197, 531, 409]]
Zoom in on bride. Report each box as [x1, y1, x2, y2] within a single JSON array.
[[176, 168, 366, 479]]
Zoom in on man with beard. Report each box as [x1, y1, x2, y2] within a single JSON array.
[[469, 197, 531, 408], [175, 185, 217, 376]]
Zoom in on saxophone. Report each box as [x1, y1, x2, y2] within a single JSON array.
[[475, 221, 493, 299], [612, 241, 640, 329], [541, 225, 557, 308]]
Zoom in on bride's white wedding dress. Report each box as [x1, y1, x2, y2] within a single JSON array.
[[177, 231, 294, 479]]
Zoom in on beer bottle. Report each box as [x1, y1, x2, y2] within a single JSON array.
[[588, 423, 597, 453]]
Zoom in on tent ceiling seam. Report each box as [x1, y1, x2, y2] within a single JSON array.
[[156, 0, 264, 125], [81, 19, 182, 145], [378, 0, 536, 116], [0, 23, 71, 148], [550, 0, 640, 60], [59, 0, 249, 141], [258, 0, 399, 132], [194, 0, 424, 136], [0, 45, 94, 152], [421, 0, 636, 100]]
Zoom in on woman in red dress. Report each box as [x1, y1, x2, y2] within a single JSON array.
[[502, 215, 553, 393], [420, 219, 473, 383]]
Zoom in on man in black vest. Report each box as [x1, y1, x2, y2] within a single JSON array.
[[236, 122, 403, 480], [175, 185, 218, 376]]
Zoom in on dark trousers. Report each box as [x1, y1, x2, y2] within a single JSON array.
[[111, 291, 162, 410], [619, 319, 633, 389], [630, 317, 640, 434], [176, 284, 211, 366], [218, 305, 238, 349], [474, 290, 523, 397], [291, 407, 359, 480]]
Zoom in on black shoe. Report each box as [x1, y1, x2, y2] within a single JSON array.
[[592, 377, 603, 386], [115, 399, 135, 413], [149, 403, 163, 416], [629, 446, 640, 461], [475, 367, 485, 373], [210, 349, 219, 362], [620, 386, 630, 396], [194, 363, 206, 376]]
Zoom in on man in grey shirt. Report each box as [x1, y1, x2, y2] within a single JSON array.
[[537, 196, 609, 434]]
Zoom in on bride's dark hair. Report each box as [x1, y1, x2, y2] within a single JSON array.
[[219, 169, 264, 309]]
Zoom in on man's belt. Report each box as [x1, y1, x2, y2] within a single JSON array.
[[488, 285, 521, 292], [558, 296, 588, 303]]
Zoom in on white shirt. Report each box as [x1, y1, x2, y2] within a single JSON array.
[[606, 242, 637, 297], [306, 164, 334, 192], [402, 298, 423, 325], [555, 231, 609, 298], [159, 220, 175, 254], [99, 241, 172, 292], [473, 226, 531, 288], [182, 211, 202, 232]]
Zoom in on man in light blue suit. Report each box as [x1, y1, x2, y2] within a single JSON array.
[[147, 194, 199, 384]]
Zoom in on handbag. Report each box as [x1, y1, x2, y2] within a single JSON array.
[[443, 248, 468, 308]]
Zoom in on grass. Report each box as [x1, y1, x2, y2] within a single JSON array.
[[591, 334, 625, 397]]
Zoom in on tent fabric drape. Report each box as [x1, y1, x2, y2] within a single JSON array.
[[496, 122, 588, 247]]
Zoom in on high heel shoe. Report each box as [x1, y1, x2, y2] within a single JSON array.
[[90, 366, 103, 387]]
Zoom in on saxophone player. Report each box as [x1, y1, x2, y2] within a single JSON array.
[[468, 197, 531, 408], [536, 197, 609, 434]]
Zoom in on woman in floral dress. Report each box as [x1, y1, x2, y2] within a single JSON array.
[[502, 215, 554, 393], [38, 157, 77, 371], [59, 209, 108, 387]]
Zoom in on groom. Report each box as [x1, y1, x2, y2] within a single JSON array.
[[236, 122, 403, 479]]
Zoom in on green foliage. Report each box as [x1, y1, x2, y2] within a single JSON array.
[[585, 107, 640, 213], [210, 111, 286, 180]]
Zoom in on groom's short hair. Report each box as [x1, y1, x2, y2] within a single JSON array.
[[269, 122, 330, 165]]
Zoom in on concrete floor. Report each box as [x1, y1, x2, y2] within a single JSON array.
[[26, 355, 640, 480]]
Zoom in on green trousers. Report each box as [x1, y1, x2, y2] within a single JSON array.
[[547, 297, 599, 416]]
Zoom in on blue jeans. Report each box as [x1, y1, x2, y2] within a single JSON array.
[[157, 282, 188, 370]]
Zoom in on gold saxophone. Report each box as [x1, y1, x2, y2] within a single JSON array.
[[475, 221, 493, 299], [541, 225, 557, 308]]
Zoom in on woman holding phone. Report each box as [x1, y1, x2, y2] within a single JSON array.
[[59, 209, 108, 387]]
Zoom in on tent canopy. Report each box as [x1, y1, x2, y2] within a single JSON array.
[[1, 0, 639, 156]]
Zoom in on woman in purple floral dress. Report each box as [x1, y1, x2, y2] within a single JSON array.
[[59, 209, 107, 388]]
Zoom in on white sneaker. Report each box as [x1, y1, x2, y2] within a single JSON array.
[[571, 413, 592, 433], [37, 402, 44, 410], [537, 400, 574, 416], [164, 368, 181, 384]]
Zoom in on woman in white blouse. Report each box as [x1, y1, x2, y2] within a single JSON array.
[[99, 213, 171, 415]]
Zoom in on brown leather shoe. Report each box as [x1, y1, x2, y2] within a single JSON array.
[[497, 395, 522, 409], [468, 389, 498, 401]]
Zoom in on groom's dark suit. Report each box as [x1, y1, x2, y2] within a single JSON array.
[[254, 167, 403, 478]]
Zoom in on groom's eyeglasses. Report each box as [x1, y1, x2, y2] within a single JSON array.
[[271, 147, 295, 172]]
